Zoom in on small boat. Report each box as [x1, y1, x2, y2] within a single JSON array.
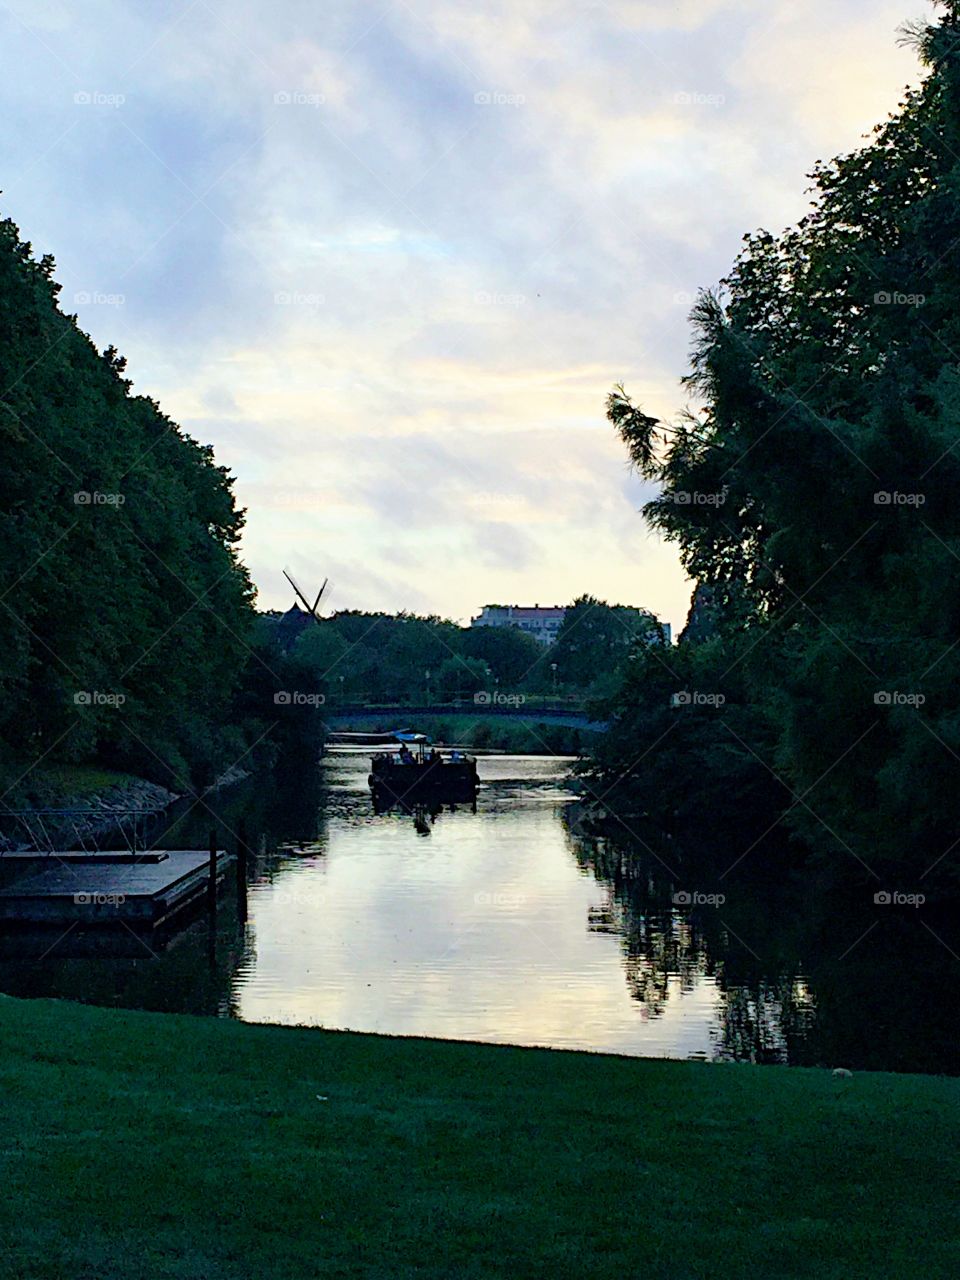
[[368, 732, 479, 805]]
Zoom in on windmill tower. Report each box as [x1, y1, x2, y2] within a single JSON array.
[[282, 568, 328, 621], [276, 568, 329, 650]]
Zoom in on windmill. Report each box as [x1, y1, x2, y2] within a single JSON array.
[[282, 567, 329, 622]]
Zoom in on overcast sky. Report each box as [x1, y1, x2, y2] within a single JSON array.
[[2, 0, 931, 632]]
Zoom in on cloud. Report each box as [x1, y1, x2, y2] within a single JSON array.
[[0, 0, 930, 634]]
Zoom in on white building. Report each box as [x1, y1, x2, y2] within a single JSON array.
[[470, 603, 672, 647], [470, 604, 566, 646]]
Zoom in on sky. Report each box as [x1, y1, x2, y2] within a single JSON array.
[[0, 0, 932, 633]]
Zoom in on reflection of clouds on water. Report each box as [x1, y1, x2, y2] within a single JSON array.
[[233, 752, 724, 1058]]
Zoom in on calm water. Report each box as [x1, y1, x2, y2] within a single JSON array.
[[0, 751, 957, 1071]]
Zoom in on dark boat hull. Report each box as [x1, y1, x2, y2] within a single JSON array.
[[368, 759, 479, 804]]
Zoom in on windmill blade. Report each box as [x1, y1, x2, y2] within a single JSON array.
[[283, 567, 316, 615], [312, 578, 329, 613]]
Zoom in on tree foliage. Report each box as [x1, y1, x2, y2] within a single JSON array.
[[0, 214, 257, 794], [594, 4, 960, 879]]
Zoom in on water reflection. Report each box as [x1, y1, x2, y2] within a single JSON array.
[[0, 752, 956, 1071]]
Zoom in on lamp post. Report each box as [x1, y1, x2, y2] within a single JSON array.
[[551, 662, 558, 696]]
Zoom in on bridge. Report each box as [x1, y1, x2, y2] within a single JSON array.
[[324, 702, 607, 732]]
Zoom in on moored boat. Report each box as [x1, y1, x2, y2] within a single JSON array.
[[368, 733, 479, 805]]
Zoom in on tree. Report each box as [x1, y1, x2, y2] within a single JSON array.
[[598, 3, 960, 878], [0, 213, 256, 793]]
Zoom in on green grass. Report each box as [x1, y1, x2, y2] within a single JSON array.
[[1, 997, 957, 1279]]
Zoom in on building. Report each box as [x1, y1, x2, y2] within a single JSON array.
[[470, 604, 566, 646], [470, 603, 672, 648]]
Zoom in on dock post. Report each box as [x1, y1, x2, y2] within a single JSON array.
[[236, 820, 249, 922], [208, 829, 218, 918]]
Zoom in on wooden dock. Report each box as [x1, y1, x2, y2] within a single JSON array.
[[0, 850, 232, 927]]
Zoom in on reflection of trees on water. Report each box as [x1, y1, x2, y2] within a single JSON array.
[[0, 766, 326, 1019], [567, 820, 817, 1064], [565, 808, 960, 1072]]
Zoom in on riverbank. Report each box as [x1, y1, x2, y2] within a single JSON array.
[[2, 997, 957, 1278]]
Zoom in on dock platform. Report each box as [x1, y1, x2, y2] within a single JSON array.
[[0, 850, 232, 926]]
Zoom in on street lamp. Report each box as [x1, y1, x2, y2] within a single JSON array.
[[550, 662, 558, 696]]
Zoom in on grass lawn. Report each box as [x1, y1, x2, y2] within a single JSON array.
[[0, 996, 957, 1279]]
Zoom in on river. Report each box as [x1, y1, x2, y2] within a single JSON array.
[[0, 750, 956, 1072]]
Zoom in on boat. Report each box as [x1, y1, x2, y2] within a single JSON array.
[[368, 732, 479, 805]]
